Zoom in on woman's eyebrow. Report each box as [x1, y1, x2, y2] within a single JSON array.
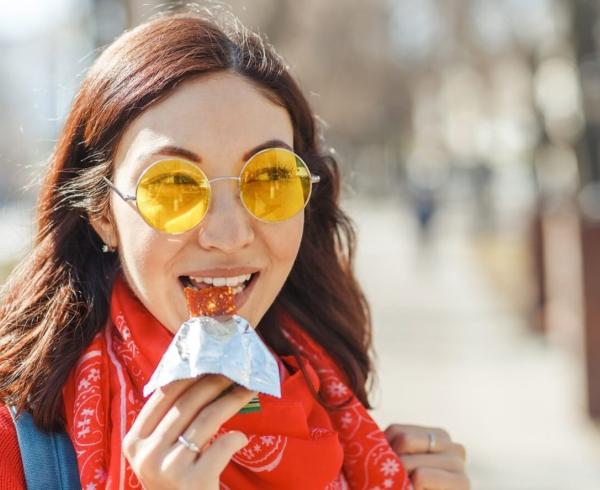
[[139, 139, 294, 166], [139, 145, 202, 164], [242, 139, 293, 160]]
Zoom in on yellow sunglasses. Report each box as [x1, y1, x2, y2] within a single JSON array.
[[102, 147, 320, 234]]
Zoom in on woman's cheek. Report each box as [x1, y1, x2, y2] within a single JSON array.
[[267, 213, 304, 266], [117, 222, 174, 297]]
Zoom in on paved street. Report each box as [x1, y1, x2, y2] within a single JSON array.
[[348, 198, 600, 490]]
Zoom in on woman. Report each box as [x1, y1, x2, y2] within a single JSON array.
[[0, 9, 468, 490]]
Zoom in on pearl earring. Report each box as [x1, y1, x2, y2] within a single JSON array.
[[102, 243, 116, 253]]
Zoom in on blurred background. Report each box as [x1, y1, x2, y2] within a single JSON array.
[[2, 0, 600, 488]]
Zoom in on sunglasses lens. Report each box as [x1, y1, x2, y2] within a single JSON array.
[[136, 159, 210, 233], [240, 148, 312, 222]]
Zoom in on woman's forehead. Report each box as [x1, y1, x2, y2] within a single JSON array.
[[112, 73, 294, 176]]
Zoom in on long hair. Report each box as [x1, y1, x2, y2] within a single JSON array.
[[0, 10, 372, 430]]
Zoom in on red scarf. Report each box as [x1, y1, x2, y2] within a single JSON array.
[[62, 274, 410, 489]]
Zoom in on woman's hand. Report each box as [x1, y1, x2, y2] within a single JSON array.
[[122, 375, 255, 490], [384, 424, 469, 490]]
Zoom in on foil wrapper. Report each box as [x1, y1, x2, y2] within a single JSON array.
[[143, 314, 281, 399]]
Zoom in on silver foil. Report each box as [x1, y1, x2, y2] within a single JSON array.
[[143, 315, 281, 398]]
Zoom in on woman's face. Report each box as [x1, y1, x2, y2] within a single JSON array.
[[94, 72, 303, 333]]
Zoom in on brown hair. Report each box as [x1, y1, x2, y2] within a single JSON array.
[[0, 10, 372, 430]]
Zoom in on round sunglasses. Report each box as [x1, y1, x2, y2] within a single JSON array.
[[102, 147, 320, 234]]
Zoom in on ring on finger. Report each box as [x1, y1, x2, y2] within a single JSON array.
[[426, 431, 436, 453], [178, 434, 201, 454]]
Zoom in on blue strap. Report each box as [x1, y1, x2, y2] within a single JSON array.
[[8, 406, 81, 490]]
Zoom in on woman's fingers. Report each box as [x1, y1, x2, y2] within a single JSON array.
[[124, 379, 256, 489], [124, 377, 196, 461], [411, 467, 471, 490], [124, 374, 232, 460], [385, 424, 452, 454], [384, 424, 469, 490], [400, 452, 464, 473], [151, 374, 233, 444], [130, 378, 197, 439], [191, 431, 249, 481], [172, 386, 257, 460], [451, 442, 467, 461]]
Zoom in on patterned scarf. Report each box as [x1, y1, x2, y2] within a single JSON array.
[[62, 274, 410, 489]]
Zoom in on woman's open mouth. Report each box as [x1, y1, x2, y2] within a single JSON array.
[[178, 271, 260, 311]]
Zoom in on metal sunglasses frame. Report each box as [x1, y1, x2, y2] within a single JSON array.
[[102, 147, 321, 234]]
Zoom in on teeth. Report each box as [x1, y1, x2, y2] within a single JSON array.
[[188, 273, 252, 288], [226, 276, 241, 286], [213, 277, 227, 287]]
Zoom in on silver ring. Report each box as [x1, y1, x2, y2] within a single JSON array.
[[427, 431, 436, 453], [178, 435, 201, 454]]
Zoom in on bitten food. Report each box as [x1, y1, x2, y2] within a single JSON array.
[[184, 285, 237, 317], [177, 284, 265, 414]]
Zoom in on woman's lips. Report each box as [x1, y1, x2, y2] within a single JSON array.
[[233, 271, 259, 311]]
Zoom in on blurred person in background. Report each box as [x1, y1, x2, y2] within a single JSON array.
[[404, 156, 447, 243], [0, 8, 468, 490]]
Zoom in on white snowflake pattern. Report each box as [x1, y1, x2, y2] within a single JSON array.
[[383, 478, 394, 488], [82, 408, 94, 417], [94, 468, 107, 482], [128, 342, 140, 357], [77, 417, 91, 438], [253, 443, 261, 452], [380, 458, 400, 477], [340, 412, 353, 429], [121, 326, 131, 341], [87, 368, 100, 381], [85, 482, 97, 490], [241, 447, 255, 458], [114, 314, 127, 330], [327, 381, 349, 398], [78, 379, 91, 390], [260, 435, 275, 446]]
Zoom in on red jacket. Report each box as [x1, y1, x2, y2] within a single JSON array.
[[0, 405, 27, 489]]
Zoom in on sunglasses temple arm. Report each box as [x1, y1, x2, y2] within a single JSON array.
[[102, 176, 136, 202]]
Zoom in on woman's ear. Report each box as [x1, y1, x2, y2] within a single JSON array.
[[89, 211, 118, 250]]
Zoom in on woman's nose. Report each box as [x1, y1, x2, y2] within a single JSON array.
[[196, 183, 255, 252]]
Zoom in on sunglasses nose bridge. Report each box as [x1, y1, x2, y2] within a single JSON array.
[[207, 175, 242, 202], [204, 175, 246, 214], [208, 176, 241, 184]]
